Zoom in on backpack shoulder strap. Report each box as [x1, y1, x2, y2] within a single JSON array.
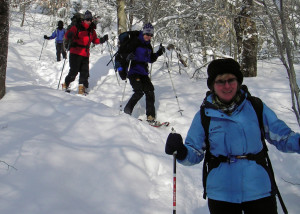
[[200, 102, 210, 149], [247, 96, 266, 147], [200, 92, 211, 199]]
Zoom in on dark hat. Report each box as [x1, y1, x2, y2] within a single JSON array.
[[84, 10, 93, 20], [207, 58, 243, 89], [143, 23, 154, 35], [57, 20, 63, 27]]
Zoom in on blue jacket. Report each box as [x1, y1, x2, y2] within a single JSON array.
[[128, 31, 159, 76], [180, 90, 300, 203], [49, 28, 66, 43]]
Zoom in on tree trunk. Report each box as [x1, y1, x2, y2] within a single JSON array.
[[234, 0, 258, 77], [20, 2, 25, 27], [117, 0, 127, 35], [0, 0, 9, 100]]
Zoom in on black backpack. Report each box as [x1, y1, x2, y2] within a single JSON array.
[[114, 31, 140, 80], [63, 13, 84, 50], [200, 85, 287, 214]]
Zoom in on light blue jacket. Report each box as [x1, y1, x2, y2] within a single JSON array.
[[180, 90, 300, 203], [49, 28, 66, 43]]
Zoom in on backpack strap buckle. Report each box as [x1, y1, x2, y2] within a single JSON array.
[[228, 155, 248, 163]]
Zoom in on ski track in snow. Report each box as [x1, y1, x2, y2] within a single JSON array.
[[1, 10, 300, 214]]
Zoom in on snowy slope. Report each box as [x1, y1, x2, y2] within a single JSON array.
[[0, 10, 300, 214]]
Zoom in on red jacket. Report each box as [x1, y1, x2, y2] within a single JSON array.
[[65, 21, 101, 57]]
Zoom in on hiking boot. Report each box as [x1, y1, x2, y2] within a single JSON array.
[[146, 115, 155, 122], [147, 115, 155, 121], [78, 84, 85, 95], [146, 116, 161, 126]]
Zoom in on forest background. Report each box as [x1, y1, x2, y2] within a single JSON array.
[[1, 0, 300, 125], [0, 0, 300, 213]]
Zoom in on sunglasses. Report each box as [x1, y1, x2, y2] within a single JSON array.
[[214, 78, 237, 86], [85, 18, 93, 22], [145, 33, 153, 37]]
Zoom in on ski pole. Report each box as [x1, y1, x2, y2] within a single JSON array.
[[173, 151, 177, 214], [106, 41, 120, 86], [165, 53, 183, 116], [57, 43, 70, 89], [57, 55, 68, 89], [39, 39, 46, 61], [106, 51, 118, 66], [119, 60, 131, 114]]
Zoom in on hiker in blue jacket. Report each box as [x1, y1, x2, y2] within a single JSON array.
[[165, 58, 300, 214], [44, 20, 67, 61], [120, 23, 165, 123]]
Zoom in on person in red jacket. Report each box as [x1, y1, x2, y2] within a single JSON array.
[[62, 10, 108, 94]]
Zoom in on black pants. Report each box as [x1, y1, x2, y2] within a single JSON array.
[[208, 196, 278, 214], [64, 53, 89, 88], [56, 43, 66, 61], [124, 74, 155, 117]]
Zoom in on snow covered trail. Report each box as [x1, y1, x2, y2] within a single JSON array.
[[2, 11, 300, 214]]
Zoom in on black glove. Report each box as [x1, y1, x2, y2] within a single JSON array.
[[126, 52, 136, 62], [44, 35, 49, 40], [156, 43, 165, 56], [165, 133, 187, 160], [67, 32, 74, 39], [103, 34, 108, 42]]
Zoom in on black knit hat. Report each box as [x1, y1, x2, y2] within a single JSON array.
[[84, 10, 93, 20], [57, 20, 63, 27], [207, 58, 243, 89]]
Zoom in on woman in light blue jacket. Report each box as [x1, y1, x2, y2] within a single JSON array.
[[44, 21, 66, 61], [165, 58, 300, 214]]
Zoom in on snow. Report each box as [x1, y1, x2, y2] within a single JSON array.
[[1, 10, 300, 214]]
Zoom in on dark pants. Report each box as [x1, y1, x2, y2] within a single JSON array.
[[56, 43, 66, 61], [64, 53, 89, 88], [124, 74, 155, 117], [208, 196, 278, 214]]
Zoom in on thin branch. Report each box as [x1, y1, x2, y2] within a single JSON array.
[[281, 177, 300, 186], [0, 160, 17, 171]]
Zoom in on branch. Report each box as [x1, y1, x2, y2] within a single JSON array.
[[0, 160, 17, 171], [281, 177, 300, 186]]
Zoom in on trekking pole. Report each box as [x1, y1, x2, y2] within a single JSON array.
[[173, 150, 177, 214], [57, 53, 68, 89], [165, 53, 183, 116], [106, 51, 118, 66], [57, 43, 70, 89], [39, 39, 46, 61], [119, 60, 131, 114], [149, 63, 153, 80], [106, 41, 120, 86]]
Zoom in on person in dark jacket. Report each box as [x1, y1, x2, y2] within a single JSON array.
[[118, 23, 165, 123], [165, 58, 300, 214], [44, 20, 67, 62], [62, 10, 108, 94]]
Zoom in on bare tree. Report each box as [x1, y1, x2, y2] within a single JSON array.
[[259, 0, 300, 126], [0, 0, 9, 100]]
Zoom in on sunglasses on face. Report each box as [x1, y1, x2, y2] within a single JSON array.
[[145, 33, 153, 37], [85, 18, 92, 22], [214, 78, 237, 86]]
